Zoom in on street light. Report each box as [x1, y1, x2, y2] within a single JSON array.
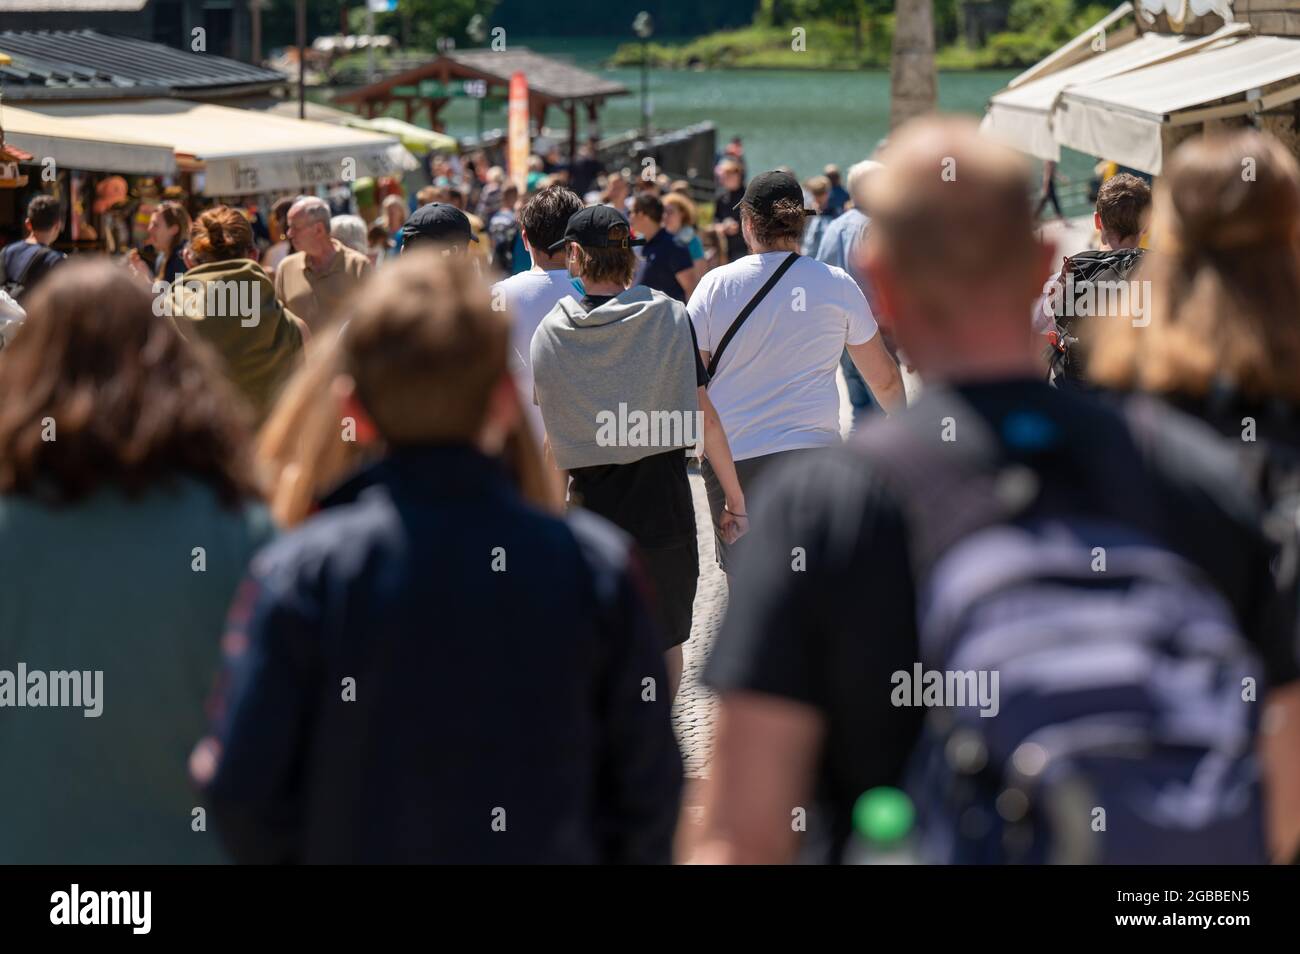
[[633, 11, 653, 141], [466, 15, 489, 143]]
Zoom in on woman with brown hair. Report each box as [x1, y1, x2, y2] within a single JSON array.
[[127, 199, 191, 284], [168, 205, 307, 421], [1089, 128, 1300, 862], [0, 259, 274, 863]]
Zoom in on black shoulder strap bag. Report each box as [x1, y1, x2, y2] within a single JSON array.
[[706, 251, 799, 380]]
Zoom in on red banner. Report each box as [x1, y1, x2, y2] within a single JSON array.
[[507, 71, 530, 194]]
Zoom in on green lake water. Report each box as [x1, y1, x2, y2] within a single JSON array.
[[416, 37, 1094, 215]]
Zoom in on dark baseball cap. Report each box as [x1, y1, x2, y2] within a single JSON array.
[[400, 202, 478, 251], [735, 170, 815, 217], [547, 205, 645, 253]]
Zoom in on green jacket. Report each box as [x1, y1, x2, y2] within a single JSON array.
[[169, 258, 303, 420], [0, 481, 274, 862]]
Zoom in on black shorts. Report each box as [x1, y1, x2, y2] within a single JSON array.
[[702, 447, 830, 572], [637, 540, 699, 650]]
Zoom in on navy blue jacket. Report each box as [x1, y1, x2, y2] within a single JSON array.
[[202, 445, 682, 863]]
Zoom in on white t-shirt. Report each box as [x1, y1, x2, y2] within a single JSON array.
[[688, 251, 878, 461], [493, 268, 576, 441]]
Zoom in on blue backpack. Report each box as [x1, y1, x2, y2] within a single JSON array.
[[856, 394, 1268, 864]]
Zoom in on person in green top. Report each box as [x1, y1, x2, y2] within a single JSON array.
[[167, 205, 308, 422], [0, 260, 274, 863]]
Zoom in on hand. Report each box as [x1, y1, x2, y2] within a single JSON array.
[[125, 249, 150, 280], [720, 503, 749, 545], [722, 219, 740, 237]]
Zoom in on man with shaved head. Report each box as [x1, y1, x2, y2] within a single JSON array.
[[696, 117, 1293, 864]]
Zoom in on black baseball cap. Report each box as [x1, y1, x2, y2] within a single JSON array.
[[400, 202, 479, 251], [735, 170, 815, 217], [547, 205, 645, 253]]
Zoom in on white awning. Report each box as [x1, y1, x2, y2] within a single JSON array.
[[981, 23, 1246, 161], [1056, 34, 1300, 174], [0, 103, 177, 174], [21, 98, 418, 194]]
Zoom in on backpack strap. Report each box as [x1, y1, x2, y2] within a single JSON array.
[[706, 252, 799, 379], [2, 243, 47, 292]]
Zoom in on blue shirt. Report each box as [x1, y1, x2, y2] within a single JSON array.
[[202, 445, 682, 864], [635, 228, 694, 302], [815, 208, 876, 311]]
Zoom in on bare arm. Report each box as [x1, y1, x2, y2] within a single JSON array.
[[698, 385, 746, 544], [1261, 682, 1300, 862], [847, 334, 907, 414], [677, 267, 699, 300], [693, 691, 823, 864]]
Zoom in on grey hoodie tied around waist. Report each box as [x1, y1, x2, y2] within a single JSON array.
[[530, 285, 700, 470]]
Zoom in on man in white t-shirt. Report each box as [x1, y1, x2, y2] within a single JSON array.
[[687, 170, 905, 570], [492, 186, 585, 441]]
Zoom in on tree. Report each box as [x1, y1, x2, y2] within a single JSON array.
[[889, 0, 936, 129]]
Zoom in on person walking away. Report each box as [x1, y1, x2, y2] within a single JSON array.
[[1037, 174, 1150, 386], [1034, 158, 1067, 223], [630, 193, 697, 302], [570, 136, 606, 197], [194, 250, 682, 863], [1089, 128, 1300, 862], [168, 206, 306, 422], [488, 184, 521, 274], [816, 159, 886, 423], [531, 205, 747, 700], [688, 169, 905, 574], [800, 175, 834, 257], [696, 117, 1297, 865], [493, 186, 585, 442], [399, 202, 480, 258], [2, 195, 66, 304], [275, 196, 372, 332], [0, 261, 272, 863]]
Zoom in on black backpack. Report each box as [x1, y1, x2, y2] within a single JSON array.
[[1045, 248, 1145, 385], [1, 242, 60, 303], [488, 214, 518, 273], [855, 392, 1268, 864]]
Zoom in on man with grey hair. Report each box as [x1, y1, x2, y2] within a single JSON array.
[[816, 158, 884, 422], [329, 214, 369, 257], [274, 195, 371, 330]]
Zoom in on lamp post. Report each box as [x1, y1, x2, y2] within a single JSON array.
[[633, 11, 653, 141], [467, 15, 488, 144], [296, 0, 306, 119]]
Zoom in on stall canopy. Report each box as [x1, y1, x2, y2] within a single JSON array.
[[15, 98, 417, 194], [0, 102, 177, 174], [981, 22, 1248, 161], [1056, 34, 1300, 174], [253, 99, 458, 154]]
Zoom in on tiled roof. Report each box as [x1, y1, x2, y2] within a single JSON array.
[[0, 29, 285, 100], [442, 48, 627, 101]]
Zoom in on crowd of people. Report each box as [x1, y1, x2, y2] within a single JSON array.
[[0, 114, 1298, 865]]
